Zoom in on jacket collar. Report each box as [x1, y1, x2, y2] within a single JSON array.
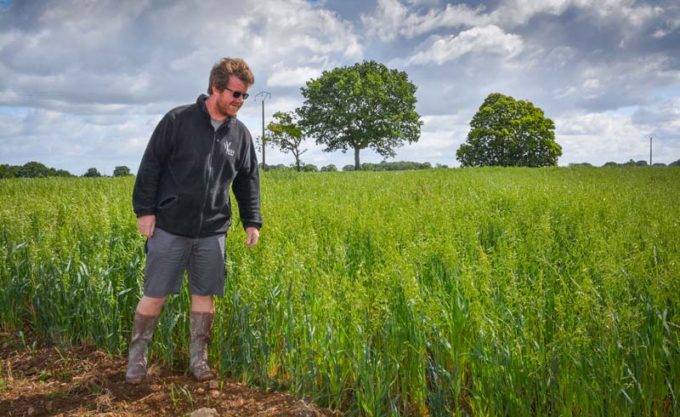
[[197, 94, 235, 128]]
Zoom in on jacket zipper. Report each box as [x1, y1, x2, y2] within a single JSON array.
[[197, 130, 218, 236]]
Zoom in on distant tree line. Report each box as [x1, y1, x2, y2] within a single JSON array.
[[4, 158, 678, 180], [343, 161, 438, 171], [571, 159, 680, 168], [0, 162, 134, 179], [263, 160, 441, 172], [0, 161, 73, 179]]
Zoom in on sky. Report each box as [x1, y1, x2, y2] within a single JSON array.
[[1, 0, 678, 175]]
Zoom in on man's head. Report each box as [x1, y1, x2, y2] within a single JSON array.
[[208, 58, 254, 95], [208, 58, 254, 119]]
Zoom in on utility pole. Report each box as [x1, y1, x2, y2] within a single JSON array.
[[255, 91, 271, 170], [649, 136, 653, 166]]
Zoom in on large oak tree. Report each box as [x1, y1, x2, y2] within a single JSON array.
[[298, 61, 422, 170], [457, 93, 562, 167]]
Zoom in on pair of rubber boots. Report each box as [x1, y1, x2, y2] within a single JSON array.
[[125, 312, 215, 384]]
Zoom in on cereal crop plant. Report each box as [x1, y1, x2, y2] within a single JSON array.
[[1, 167, 678, 416]]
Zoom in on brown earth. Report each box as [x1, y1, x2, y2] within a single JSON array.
[[0, 333, 340, 417]]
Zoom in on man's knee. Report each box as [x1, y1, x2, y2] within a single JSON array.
[[137, 295, 167, 316], [191, 294, 214, 314]]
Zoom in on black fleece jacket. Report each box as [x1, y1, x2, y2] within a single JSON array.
[[132, 95, 262, 238]]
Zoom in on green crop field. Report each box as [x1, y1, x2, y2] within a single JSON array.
[[1, 167, 678, 416]]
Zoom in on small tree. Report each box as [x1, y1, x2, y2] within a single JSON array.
[[298, 60, 422, 170], [456, 93, 561, 167], [83, 167, 102, 177], [113, 165, 132, 177], [266, 111, 307, 172]]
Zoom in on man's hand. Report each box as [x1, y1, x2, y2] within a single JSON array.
[[137, 214, 156, 238], [245, 226, 260, 248]]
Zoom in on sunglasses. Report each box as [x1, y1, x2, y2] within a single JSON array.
[[223, 87, 249, 100]]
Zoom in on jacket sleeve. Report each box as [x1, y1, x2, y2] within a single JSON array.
[[232, 130, 263, 230], [132, 113, 174, 217]]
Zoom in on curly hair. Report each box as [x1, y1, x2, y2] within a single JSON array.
[[207, 58, 255, 94]]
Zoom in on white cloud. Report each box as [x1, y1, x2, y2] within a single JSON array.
[[549, 54, 678, 109], [0, 0, 678, 174], [491, 0, 664, 28], [0, 0, 368, 174], [243, 0, 363, 64], [652, 29, 669, 39], [421, 114, 468, 132], [0, 110, 24, 139], [1, 0, 362, 107], [361, 0, 664, 43], [409, 25, 524, 65], [388, 113, 470, 166], [0, 107, 158, 174], [581, 78, 603, 99], [555, 110, 679, 165], [394, 129, 460, 165], [267, 66, 323, 88], [633, 97, 680, 128], [361, 0, 486, 41], [490, 0, 576, 27], [542, 46, 578, 69], [361, 0, 409, 42]]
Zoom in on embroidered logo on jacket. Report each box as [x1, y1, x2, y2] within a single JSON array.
[[223, 140, 235, 157]]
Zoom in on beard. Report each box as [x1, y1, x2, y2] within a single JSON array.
[[216, 97, 240, 118]]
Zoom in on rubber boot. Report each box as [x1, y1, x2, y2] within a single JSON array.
[[189, 312, 215, 381], [125, 313, 159, 384]]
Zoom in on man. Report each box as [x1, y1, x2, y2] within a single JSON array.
[[127, 58, 262, 384]]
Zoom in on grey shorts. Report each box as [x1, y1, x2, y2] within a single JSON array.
[[143, 227, 226, 297]]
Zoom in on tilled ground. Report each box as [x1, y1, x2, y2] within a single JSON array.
[[0, 334, 339, 417]]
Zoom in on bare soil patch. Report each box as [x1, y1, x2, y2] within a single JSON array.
[[0, 333, 339, 417]]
